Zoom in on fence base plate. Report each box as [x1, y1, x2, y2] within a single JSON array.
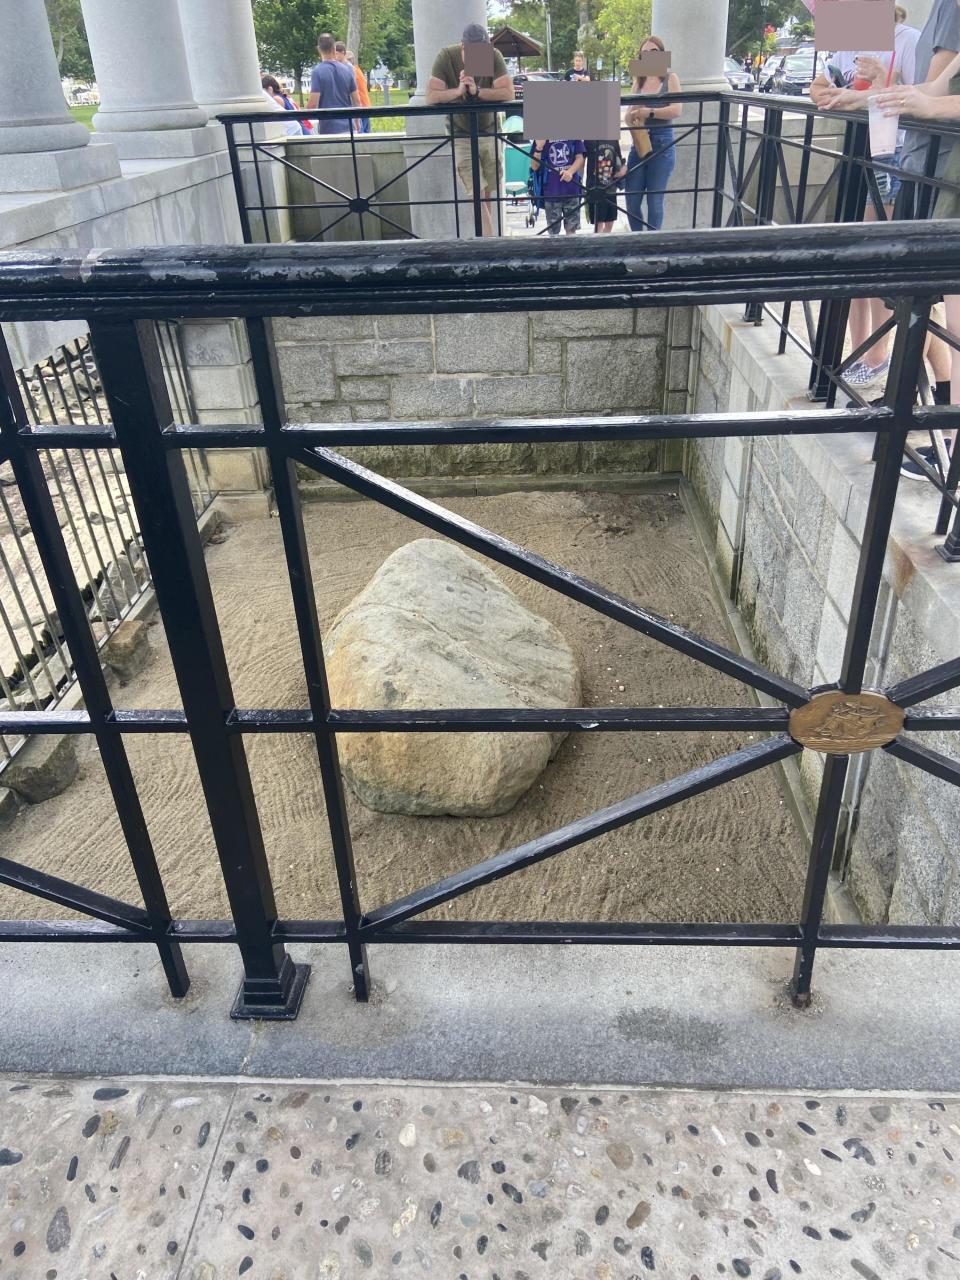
[[230, 961, 310, 1021]]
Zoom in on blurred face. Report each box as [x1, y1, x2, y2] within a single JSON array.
[[574, 54, 584, 69], [641, 40, 659, 55]]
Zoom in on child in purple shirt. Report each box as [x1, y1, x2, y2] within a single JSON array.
[[530, 138, 587, 234]]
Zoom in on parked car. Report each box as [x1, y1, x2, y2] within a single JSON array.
[[768, 51, 825, 97], [724, 56, 755, 92], [513, 71, 557, 100], [758, 55, 785, 92]]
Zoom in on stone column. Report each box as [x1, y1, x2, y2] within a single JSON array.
[[80, 0, 213, 157], [0, 0, 120, 191], [649, 0, 729, 231], [177, 0, 265, 116], [405, 0, 488, 239], [651, 0, 728, 92]]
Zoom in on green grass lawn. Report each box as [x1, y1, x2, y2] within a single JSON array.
[[70, 93, 411, 134], [69, 105, 97, 131]]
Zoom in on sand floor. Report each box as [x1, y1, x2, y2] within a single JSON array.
[[0, 487, 808, 926]]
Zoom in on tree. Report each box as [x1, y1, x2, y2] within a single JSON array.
[[252, 0, 347, 100], [347, 0, 362, 59], [45, 0, 93, 82], [726, 0, 809, 58], [594, 0, 651, 73], [359, 0, 413, 80], [503, 0, 580, 72]]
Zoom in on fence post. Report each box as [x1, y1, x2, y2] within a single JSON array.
[[743, 104, 782, 324], [711, 96, 730, 230], [88, 317, 309, 1020], [469, 108, 484, 237], [808, 118, 869, 403]]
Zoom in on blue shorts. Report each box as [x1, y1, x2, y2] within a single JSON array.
[[870, 144, 903, 215]]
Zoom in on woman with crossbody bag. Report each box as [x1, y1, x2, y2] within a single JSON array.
[[623, 36, 683, 231]]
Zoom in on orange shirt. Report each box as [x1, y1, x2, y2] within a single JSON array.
[[353, 64, 371, 107]]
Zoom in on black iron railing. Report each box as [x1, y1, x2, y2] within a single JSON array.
[[219, 92, 960, 554], [0, 228, 958, 1020]]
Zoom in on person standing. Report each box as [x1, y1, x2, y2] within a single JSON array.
[[307, 32, 361, 134], [346, 51, 372, 134], [565, 51, 590, 81], [623, 35, 683, 232], [585, 137, 626, 232], [811, 6, 921, 389], [530, 137, 587, 234], [425, 23, 514, 237]]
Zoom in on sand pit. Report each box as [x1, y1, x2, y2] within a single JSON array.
[[0, 487, 807, 927]]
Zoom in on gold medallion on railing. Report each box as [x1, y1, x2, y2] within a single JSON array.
[[789, 690, 904, 754]]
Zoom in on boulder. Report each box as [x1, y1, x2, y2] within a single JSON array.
[[324, 539, 581, 817], [3, 734, 78, 804]]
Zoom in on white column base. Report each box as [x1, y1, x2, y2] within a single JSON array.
[[0, 140, 122, 193], [94, 121, 225, 160]]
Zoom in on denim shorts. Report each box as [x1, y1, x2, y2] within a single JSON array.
[[870, 144, 903, 214]]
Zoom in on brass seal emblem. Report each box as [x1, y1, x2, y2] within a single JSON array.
[[789, 690, 904, 754]]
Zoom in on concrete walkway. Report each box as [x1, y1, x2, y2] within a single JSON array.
[[1, 1072, 957, 1280]]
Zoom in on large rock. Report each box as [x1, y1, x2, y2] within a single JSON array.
[[323, 539, 581, 817]]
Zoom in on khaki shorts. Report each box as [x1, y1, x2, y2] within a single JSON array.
[[453, 135, 501, 196]]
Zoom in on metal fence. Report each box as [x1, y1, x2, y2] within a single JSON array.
[[0, 325, 215, 768], [220, 93, 960, 557], [0, 229, 957, 1021]]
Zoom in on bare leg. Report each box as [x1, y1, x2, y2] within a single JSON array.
[[479, 190, 494, 238], [943, 294, 960, 450]]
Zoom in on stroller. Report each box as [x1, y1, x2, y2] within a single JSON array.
[[525, 144, 548, 228]]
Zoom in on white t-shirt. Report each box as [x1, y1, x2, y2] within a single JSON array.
[[262, 88, 301, 137], [831, 24, 920, 147]]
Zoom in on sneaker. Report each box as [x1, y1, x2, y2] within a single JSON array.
[[846, 356, 891, 386], [901, 441, 951, 479]]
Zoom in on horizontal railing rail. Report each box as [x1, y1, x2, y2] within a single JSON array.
[[0, 228, 957, 1020]]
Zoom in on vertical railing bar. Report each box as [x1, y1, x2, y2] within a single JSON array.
[[251, 126, 272, 245], [87, 316, 307, 1019], [0, 332, 189, 997], [841, 297, 931, 692], [451, 124, 462, 238], [711, 97, 730, 228], [225, 120, 255, 245], [469, 109, 484, 237], [244, 314, 370, 1001], [791, 754, 850, 1005], [692, 99, 703, 228]]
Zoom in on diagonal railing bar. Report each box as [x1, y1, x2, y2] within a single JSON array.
[[903, 708, 960, 731], [884, 737, 960, 790], [887, 657, 960, 708], [0, 855, 152, 932], [359, 734, 800, 935], [297, 445, 809, 706]]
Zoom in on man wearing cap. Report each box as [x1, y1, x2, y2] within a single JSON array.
[[426, 23, 514, 235]]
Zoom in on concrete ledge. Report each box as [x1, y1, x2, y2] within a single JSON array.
[[2, 940, 958, 1090]]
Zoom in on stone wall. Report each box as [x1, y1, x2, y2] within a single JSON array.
[[272, 307, 680, 489], [686, 301, 960, 928]]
